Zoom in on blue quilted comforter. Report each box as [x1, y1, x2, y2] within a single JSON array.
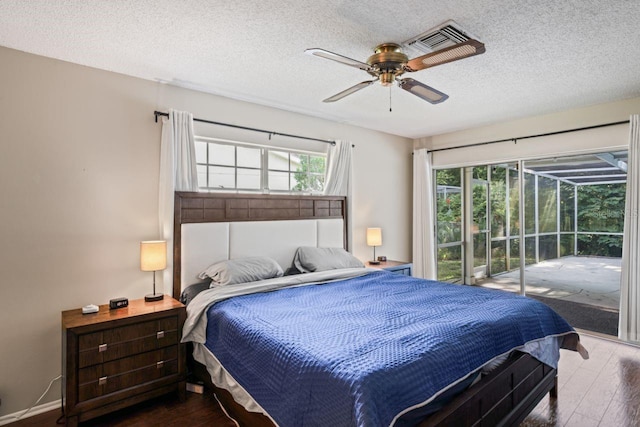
[[202, 270, 575, 426]]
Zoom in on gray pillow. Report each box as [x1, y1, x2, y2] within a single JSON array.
[[198, 256, 284, 287], [293, 247, 364, 273]]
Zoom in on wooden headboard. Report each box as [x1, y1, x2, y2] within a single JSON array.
[[172, 192, 347, 298]]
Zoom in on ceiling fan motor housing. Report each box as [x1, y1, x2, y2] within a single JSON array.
[[367, 43, 408, 86]]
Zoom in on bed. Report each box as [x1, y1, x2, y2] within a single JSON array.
[[173, 192, 587, 427]]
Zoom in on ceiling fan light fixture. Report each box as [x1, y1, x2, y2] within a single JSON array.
[[379, 72, 396, 87]]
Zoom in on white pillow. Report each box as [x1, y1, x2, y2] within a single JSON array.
[[293, 247, 364, 273], [198, 256, 284, 287]]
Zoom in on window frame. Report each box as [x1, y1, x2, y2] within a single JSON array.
[[194, 137, 327, 194]]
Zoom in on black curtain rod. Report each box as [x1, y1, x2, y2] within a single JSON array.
[[427, 120, 630, 154], [154, 111, 336, 145]]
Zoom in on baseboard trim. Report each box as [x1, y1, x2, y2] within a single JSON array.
[[0, 399, 61, 426]]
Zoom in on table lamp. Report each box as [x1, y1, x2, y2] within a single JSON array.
[[366, 227, 382, 265], [140, 240, 166, 302]]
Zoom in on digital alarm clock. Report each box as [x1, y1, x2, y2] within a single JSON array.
[[109, 297, 129, 309]]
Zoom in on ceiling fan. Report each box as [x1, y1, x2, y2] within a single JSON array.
[[305, 38, 485, 104]]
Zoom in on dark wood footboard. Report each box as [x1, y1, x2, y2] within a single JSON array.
[[190, 350, 556, 427], [419, 351, 556, 427]]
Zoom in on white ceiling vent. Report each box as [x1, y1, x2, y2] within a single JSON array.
[[402, 20, 479, 58]]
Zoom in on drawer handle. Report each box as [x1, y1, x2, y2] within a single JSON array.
[[156, 361, 164, 369], [98, 376, 107, 386], [156, 331, 165, 339], [98, 344, 108, 352]]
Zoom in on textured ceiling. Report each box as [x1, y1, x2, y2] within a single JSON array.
[[1, 0, 640, 139]]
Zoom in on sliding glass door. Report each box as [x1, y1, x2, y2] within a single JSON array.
[[434, 152, 627, 337]]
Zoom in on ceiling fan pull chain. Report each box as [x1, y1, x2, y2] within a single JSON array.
[[389, 86, 392, 112]]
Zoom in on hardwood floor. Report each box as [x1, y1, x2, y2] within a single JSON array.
[[9, 391, 235, 427], [9, 333, 640, 427], [522, 332, 640, 426]]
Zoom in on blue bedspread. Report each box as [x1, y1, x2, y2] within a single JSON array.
[[204, 270, 575, 427]]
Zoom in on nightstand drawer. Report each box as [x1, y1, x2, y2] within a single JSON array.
[[386, 265, 412, 276], [79, 316, 178, 368], [367, 260, 413, 277], [78, 346, 178, 402]]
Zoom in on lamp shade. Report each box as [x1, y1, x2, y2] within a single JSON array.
[[140, 241, 167, 272], [366, 228, 382, 247]]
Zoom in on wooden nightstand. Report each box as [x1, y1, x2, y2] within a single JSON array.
[[62, 297, 186, 427], [367, 260, 413, 276]]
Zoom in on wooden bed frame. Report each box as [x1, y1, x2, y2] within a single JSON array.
[[173, 191, 557, 426]]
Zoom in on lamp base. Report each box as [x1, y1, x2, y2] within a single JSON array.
[[145, 293, 164, 302], [368, 260, 381, 265]]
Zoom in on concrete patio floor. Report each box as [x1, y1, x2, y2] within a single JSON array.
[[477, 256, 621, 310]]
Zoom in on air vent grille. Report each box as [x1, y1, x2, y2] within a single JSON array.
[[402, 20, 477, 57], [418, 25, 469, 50]]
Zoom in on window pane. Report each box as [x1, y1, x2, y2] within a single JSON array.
[[209, 143, 235, 166], [437, 246, 462, 283], [473, 166, 487, 181], [237, 146, 260, 168], [309, 156, 326, 173], [195, 140, 207, 163], [268, 151, 289, 171], [577, 183, 626, 233], [525, 237, 536, 265], [491, 240, 507, 275], [510, 238, 520, 271], [291, 172, 305, 191], [472, 181, 487, 234], [491, 166, 506, 238], [436, 169, 462, 244], [237, 168, 260, 189], [509, 168, 520, 236], [290, 153, 303, 171], [197, 164, 207, 188], [524, 173, 536, 234], [269, 171, 289, 190], [209, 166, 235, 189], [560, 234, 574, 257], [577, 234, 623, 257], [560, 182, 575, 232], [539, 235, 558, 260], [309, 173, 325, 192], [474, 233, 486, 268], [538, 176, 557, 233]]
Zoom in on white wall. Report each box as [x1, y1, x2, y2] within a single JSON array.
[[0, 46, 412, 417]]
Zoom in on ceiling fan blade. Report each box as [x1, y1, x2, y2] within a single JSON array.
[[399, 78, 449, 104], [405, 39, 485, 72], [305, 48, 373, 72], [323, 80, 376, 103]]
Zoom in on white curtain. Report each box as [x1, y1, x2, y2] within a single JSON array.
[[324, 140, 353, 251], [413, 149, 437, 279], [159, 109, 199, 293], [620, 114, 640, 343]]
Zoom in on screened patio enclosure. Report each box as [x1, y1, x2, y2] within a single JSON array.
[[435, 151, 627, 316]]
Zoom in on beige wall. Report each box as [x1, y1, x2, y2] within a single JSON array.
[[0, 46, 412, 417], [415, 97, 640, 165]]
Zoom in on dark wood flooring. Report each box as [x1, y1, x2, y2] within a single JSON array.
[[9, 334, 640, 427], [9, 390, 235, 427]]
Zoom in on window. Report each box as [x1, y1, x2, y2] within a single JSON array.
[[195, 138, 326, 193]]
